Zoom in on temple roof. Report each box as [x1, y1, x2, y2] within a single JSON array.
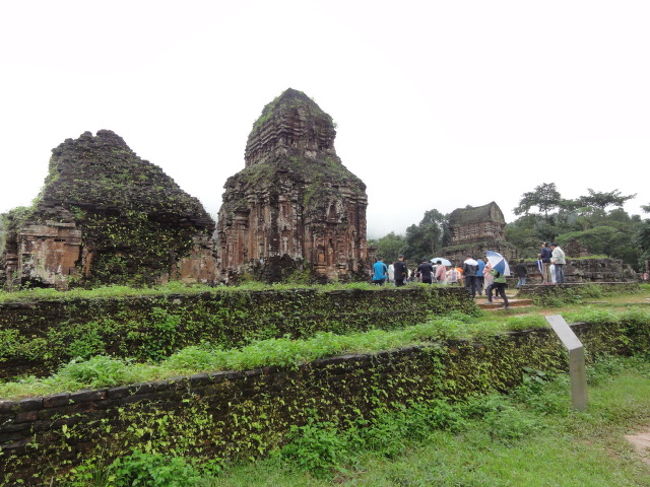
[[448, 202, 505, 226], [244, 88, 337, 167]]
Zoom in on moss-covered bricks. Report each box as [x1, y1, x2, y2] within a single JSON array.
[[0, 130, 216, 288], [1, 319, 647, 486], [216, 89, 368, 283], [0, 286, 475, 378]]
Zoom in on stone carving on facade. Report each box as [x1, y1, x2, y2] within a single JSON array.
[[216, 88, 368, 282], [0, 130, 217, 288]]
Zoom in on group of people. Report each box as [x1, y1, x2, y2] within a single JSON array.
[[371, 256, 459, 287], [370, 255, 510, 308], [457, 256, 509, 308], [537, 242, 566, 284], [371, 241, 569, 306]]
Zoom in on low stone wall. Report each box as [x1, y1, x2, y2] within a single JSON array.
[[517, 282, 640, 302], [1, 318, 647, 485], [0, 286, 475, 379], [514, 258, 636, 284]]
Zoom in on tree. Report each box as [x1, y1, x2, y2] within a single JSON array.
[[513, 182, 562, 218], [574, 188, 636, 213], [636, 204, 650, 270], [402, 209, 449, 263], [507, 187, 643, 268], [371, 232, 406, 264]]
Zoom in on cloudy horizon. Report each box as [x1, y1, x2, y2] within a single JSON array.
[[2, 0, 648, 239]]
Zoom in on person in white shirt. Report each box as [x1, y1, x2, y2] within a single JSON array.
[[550, 243, 566, 284]]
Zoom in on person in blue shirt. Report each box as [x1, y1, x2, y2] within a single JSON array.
[[372, 258, 388, 285], [475, 258, 486, 295]]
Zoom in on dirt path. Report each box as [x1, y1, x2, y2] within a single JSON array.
[[625, 428, 650, 465]]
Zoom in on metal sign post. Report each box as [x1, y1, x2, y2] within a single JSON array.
[[546, 314, 588, 410]]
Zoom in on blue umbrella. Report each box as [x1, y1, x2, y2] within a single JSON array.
[[486, 251, 511, 276]]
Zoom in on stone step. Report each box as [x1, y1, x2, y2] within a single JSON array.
[[477, 298, 534, 310]]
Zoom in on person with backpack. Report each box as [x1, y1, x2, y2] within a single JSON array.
[[488, 267, 509, 309]]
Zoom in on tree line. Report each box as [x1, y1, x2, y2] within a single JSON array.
[[369, 183, 650, 271]]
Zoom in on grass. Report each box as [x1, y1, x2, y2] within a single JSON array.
[[2, 306, 648, 400], [0, 281, 434, 304], [66, 356, 650, 486]]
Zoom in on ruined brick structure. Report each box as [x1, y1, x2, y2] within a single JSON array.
[[441, 202, 516, 264], [216, 88, 368, 282], [448, 202, 506, 244], [0, 130, 217, 288]]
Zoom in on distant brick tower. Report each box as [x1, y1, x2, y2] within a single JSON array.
[[441, 201, 517, 264], [216, 88, 368, 282]]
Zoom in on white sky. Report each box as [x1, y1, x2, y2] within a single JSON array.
[[1, 0, 648, 239]]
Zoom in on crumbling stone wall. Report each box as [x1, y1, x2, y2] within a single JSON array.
[[0, 131, 217, 288], [439, 202, 512, 264], [216, 89, 368, 282], [1, 320, 643, 485], [0, 286, 474, 379], [515, 258, 638, 283], [448, 202, 506, 245]]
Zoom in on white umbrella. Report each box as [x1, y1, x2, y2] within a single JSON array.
[[485, 251, 511, 276], [431, 257, 452, 266]]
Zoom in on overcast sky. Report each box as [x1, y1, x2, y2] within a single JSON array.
[[1, 0, 648, 238]]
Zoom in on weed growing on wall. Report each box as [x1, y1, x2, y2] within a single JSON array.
[[0, 285, 477, 378]]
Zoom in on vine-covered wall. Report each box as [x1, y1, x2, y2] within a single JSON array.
[[0, 286, 475, 378], [0, 319, 646, 486], [517, 282, 640, 304]]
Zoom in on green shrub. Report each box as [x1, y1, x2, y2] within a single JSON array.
[[278, 421, 348, 478], [56, 356, 132, 388], [106, 450, 203, 487]]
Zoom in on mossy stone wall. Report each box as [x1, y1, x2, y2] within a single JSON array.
[[0, 287, 474, 378], [0, 319, 646, 486]]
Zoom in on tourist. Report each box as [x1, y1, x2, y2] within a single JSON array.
[[435, 260, 447, 284], [514, 259, 528, 288], [549, 263, 557, 284], [455, 265, 464, 286], [550, 243, 566, 284], [387, 263, 395, 284], [371, 258, 388, 285], [539, 242, 552, 284], [488, 266, 509, 309], [462, 257, 479, 298], [393, 255, 408, 287], [417, 260, 435, 284], [536, 258, 544, 283], [484, 263, 495, 300], [475, 257, 486, 295], [446, 265, 460, 285]]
